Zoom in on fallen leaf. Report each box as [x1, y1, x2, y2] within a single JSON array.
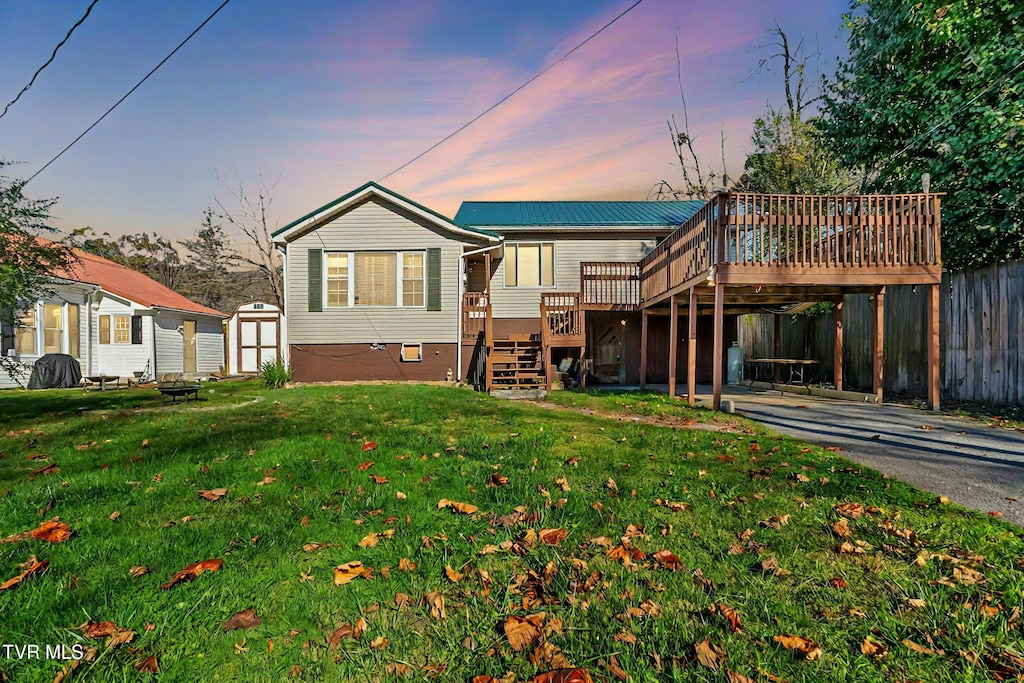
[[160, 558, 223, 589], [445, 565, 464, 583], [24, 520, 71, 543], [437, 499, 479, 514], [709, 603, 742, 632], [327, 618, 367, 649], [362, 441, 377, 451], [198, 488, 228, 501], [531, 669, 594, 683], [0, 556, 48, 590], [861, 636, 888, 657], [357, 461, 374, 471], [695, 639, 725, 670], [369, 474, 389, 484], [255, 476, 276, 486], [774, 634, 822, 660], [828, 576, 848, 589], [504, 613, 545, 651], [652, 549, 684, 571], [134, 655, 159, 673], [422, 591, 446, 620], [539, 528, 568, 546], [333, 561, 373, 585], [370, 636, 389, 650], [398, 557, 417, 571], [129, 566, 150, 578], [902, 638, 939, 655], [832, 517, 852, 537], [223, 609, 261, 631], [726, 672, 754, 683], [387, 663, 413, 677], [606, 654, 629, 680], [486, 472, 509, 487], [394, 592, 413, 608]]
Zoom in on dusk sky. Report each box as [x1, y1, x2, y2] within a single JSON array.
[[1, 0, 850, 241]]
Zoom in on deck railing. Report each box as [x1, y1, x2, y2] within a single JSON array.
[[639, 192, 942, 302], [462, 292, 491, 341], [540, 292, 583, 341], [639, 200, 716, 302], [580, 261, 640, 309]]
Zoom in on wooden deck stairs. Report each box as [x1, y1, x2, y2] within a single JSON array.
[[489, 335, 546, 390]]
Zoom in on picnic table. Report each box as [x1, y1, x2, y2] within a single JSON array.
[[85, 375, 120, 391], [156, 380, 201, 403], [744, 358, 817, 390]]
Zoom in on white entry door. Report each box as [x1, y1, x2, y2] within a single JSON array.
[[239, 318, 279, 373]]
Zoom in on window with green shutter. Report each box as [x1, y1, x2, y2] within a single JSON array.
[[307, 249, 322, 312], [426, 248, 441, 311]]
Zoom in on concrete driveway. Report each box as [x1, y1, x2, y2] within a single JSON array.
[[701, 386, 1024, 526]]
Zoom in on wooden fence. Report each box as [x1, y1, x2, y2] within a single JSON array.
[[737, 260, 1024, 405]]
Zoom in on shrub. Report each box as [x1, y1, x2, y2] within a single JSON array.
[[261, 359, 291, 389]]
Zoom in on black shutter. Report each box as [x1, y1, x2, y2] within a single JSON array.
[[131, 315, 143, 344], [0, 320, 11, 354], [426, 248, 441, 311], [308, 249, 322, 312]]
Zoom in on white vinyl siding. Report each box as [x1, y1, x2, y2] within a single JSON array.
[[2, 287, 91, 389], [153, 313, 223, 378], [489, 236, 660, 318], [93, 297, 150, 377], [286, 197, 478, 344]]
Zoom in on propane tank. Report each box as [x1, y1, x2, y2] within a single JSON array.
[[727, 341, 744, 385]]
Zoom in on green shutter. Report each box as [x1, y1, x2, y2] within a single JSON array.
[[426, 248, 441, 311], [308, 249, 322, 312]]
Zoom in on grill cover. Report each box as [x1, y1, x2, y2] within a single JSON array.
[[27, 354, 83, 389]]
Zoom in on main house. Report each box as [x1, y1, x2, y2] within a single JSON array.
[[1, 247, 227, 388], [272, 181, 713, 388], [274, 182, 945, 412]]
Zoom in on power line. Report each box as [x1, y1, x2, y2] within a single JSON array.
[[25, 0, 232, 185], [0, 0, 102, 121], [379, 0, 646, 182]]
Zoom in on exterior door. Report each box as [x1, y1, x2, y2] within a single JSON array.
[[238, 317, 279, 373], [183, 320, 197, 374]]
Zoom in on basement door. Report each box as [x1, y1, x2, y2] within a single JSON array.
[[590, 320, 625, 384], [239, 318, 280, 373]]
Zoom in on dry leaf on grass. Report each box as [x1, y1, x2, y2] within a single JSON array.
[[861, 636, 888, 657], [370, 636, 389, 650], [422, 591, 446, 620], [160, 558, 223, 589], [223, 609, 261, 631], [394, 593, 413, 608], [0, 556, 48, 590], [5, 519, 72, 544], [531, 669, 594, 683], [774, 634, 822, 660], [387, 662, 413, 676], [652, 549, 684, 571], [504, 613, 545, 651], [902, 638, 940, 655], [357, 461, 374, 471], [695, 638, 726, 670], [197, 489, 228, 501], [134, 655, 159, 673], [539, 528, 567, 546], [445, 565, 464, 583], [398, 557, 417, 571], [255, 476, 276, 486], [129, 566, 150, 578], [832, 518, 852, 537], [369, 475, 389, 484], [437, 499, 478, 514], [486, 472, 509, 488], [327, 618, 367, 650], [362, 441, 377, 451], [834, 502, 865, 518], [709, 603, 742, 633], [358, 529, 395, 548], [333, 561, 373, 585]]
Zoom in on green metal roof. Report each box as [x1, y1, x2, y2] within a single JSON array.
[[454, 200, 706, 228], [272, 181, 500, 240]]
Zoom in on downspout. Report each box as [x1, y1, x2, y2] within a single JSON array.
[[85, 287, 100, 375], [457, 241, 502, 382]]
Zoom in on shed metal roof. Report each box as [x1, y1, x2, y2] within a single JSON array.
[[454, 200, 706, 228]]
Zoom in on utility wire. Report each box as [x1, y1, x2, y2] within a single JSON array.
[[26, 0, 232, 184], [0, 0, 102, 121], [379, 0, 645, 182]]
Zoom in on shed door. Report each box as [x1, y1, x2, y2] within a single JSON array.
[[238, 317, 279, 373], [183, 320, 197, 374]]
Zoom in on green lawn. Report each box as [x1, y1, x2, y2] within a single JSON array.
[[0, 382, 1022, 682]]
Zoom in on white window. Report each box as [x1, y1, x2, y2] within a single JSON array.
[[99, 315, 111, 344], [114, 315, 130, 343], [68, 304, 80, 357], [324, 251, 426, 308], [15, 308, 36, 355], [43, 304, 64, 354], [400, 343, 422, 362], [504, 242, 554, 287]]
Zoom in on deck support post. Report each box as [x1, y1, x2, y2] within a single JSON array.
[[712, 282, 724, 411], [579, 345, 587, 389], [668, 295, 679, 398], [639, 310, 649, 390], [833, 296, 844, 391], [773, 313, 782, 383], [927, 283, 940, 411], [545, 345, 553, 392], [687, 286, 697, 406], [873, 288, 885, 403]]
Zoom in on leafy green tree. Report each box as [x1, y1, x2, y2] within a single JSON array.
[[1, 160, 77, 375], [820, 0, 1024, 269]]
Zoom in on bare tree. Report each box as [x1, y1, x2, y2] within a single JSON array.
[[653, 28, 734, 201], [215, 175, 284, 310]]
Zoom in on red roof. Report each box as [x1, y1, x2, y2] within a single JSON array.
[[55, 248, 226, 317]]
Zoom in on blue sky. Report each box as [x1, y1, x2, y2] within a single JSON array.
[[0, 0, 850, 240]]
